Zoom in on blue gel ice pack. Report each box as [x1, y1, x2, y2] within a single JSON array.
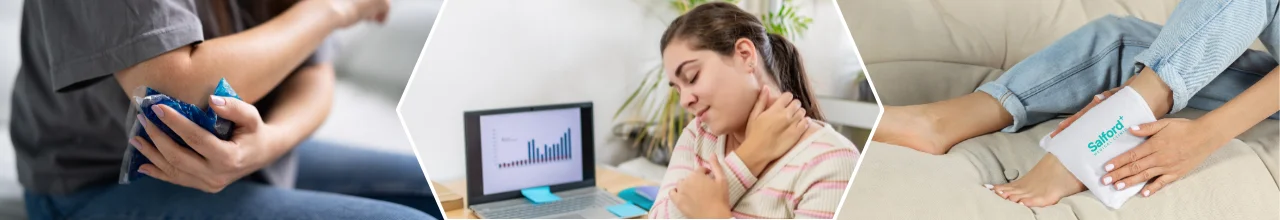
[[120, 78, 241, 183]]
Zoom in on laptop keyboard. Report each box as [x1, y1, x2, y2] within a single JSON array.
[[478, 193, 622, 219]]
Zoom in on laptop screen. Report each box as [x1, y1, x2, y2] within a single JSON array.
[[477, 106, 586, 196]]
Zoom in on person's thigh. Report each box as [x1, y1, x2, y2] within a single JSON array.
[[27, 177, 432, 219], [293, 140, 442, 219]]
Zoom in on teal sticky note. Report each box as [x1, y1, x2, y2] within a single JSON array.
[[520, 186, 561, 204], [606, 203, 647, 218], [617, 187, 653, 210]]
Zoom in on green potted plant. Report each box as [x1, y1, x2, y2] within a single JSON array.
[[612, 0, 812, 165]]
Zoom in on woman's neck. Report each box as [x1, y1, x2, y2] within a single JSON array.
[[726, 129, 747, 152]]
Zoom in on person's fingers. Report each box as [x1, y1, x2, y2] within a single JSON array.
[[1051, 94, 1106, 137], [1101, 88, 1119, 98], [785, 99, 802, 120], [705, 155, 726, 183], [139, 114, 208, 173], [1140, 174, 1180, 197], [1129, 119, 1174, 137], [1102, 143, 1157, 183], [750, 86, 770, 119], [140, 161, 211, 193], [670, 188, 686, 207], [208, 95, 263, 130], [1114, 165, 1165, 190], [131, 136, 176, 173], [792, 109, 807, 124], [792, 111, 808, 129], [693, 157, 709, 175], [770, 92, 794, 112], [152, 105, 229, 160], [137, 163, 177, 184], [1103, 148, 1158, 186]]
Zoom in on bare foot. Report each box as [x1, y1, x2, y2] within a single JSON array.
[[873, 105, 950, 154], [986, 154, 1085, 207]]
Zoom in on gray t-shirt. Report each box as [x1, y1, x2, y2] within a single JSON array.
[[13, 0, 331, 194]]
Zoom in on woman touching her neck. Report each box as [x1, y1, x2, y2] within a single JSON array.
[[647, 3, 861, 219]]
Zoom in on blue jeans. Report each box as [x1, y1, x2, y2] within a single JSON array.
[[23, 141, 442, 220], [979, 0, 1280, 132]]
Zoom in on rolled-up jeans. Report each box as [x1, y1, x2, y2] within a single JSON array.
[[978, 0, 1280, 132]]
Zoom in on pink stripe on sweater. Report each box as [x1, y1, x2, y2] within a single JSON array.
[[809, 142, 835, 149], [795, 209, 835, 219], [779, 149, 859, 174], [779, 164, 804, 172], [725, 160, 755, 188], [809, 149, 858, 167], [651, 199, 669, 219], [674, 145, 694, 153], [759, 188, 795, 200], [807, 180, 850, 191]]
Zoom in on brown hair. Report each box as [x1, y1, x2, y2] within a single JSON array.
[[660, 2, 823, 121]]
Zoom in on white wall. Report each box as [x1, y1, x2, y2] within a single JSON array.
[[400, 0, 672, 181], [400, 0, 865, 181], [0, 1, 22, 124], [790, 0, 864, 99]]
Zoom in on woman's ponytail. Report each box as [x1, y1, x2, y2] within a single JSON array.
[[764, 33, 823, 121]]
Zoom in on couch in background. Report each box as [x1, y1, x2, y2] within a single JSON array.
[[838, 0, 1278, 219]]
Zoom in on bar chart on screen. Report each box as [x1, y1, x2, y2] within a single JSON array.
[[498, 128, 573, 168]]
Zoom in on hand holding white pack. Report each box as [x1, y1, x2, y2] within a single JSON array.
[[1041, 86, 1157, 209]]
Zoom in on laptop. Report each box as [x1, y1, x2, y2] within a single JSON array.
[[463, 102, 631, 219]]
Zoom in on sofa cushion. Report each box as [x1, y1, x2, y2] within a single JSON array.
[[842, 110, 1280, 219], [844, 0, 1191, 105]]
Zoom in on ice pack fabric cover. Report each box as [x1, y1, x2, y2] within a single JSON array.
[[1041, 86, 1157, 209], [119, 78, 241, 183]]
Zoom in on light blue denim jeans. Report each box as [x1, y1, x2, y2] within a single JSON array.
[[23, 141, 442, 220], [978, 0, 1280, 132]]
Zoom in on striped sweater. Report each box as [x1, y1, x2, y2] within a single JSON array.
[[648, 119, 860, 219]]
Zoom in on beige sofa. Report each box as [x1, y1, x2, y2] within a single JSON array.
[[837, 0, 1279, 219]]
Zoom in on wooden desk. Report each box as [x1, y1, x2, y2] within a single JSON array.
[[441, 166, 656, 219]]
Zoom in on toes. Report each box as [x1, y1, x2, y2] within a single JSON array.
[[1022, 197, 1058, 207], [1006, 191, 1030, 203], [993, 185, 1024, 199]]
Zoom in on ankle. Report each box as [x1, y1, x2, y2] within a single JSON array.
[[1127, 68, 1174, 117]]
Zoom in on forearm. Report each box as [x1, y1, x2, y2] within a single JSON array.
[[1197, 67, 1279, 142], [261, 64, 336, 156], [115, 0, 345, 107]]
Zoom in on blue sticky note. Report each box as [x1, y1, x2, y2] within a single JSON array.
[[520, 186, 561, 204], [617, 187, 653, 210], [635, 186, 660, 201], [607, 203, 647, 218]]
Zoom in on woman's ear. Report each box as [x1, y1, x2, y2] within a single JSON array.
[[733, 38, 757, 72]]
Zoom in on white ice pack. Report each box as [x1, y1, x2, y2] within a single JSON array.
[[1041, 86, 1157, 209]]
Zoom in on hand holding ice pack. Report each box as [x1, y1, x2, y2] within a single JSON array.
[[120, 79, 241, 183], [1042, 86, 1156, 209]]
